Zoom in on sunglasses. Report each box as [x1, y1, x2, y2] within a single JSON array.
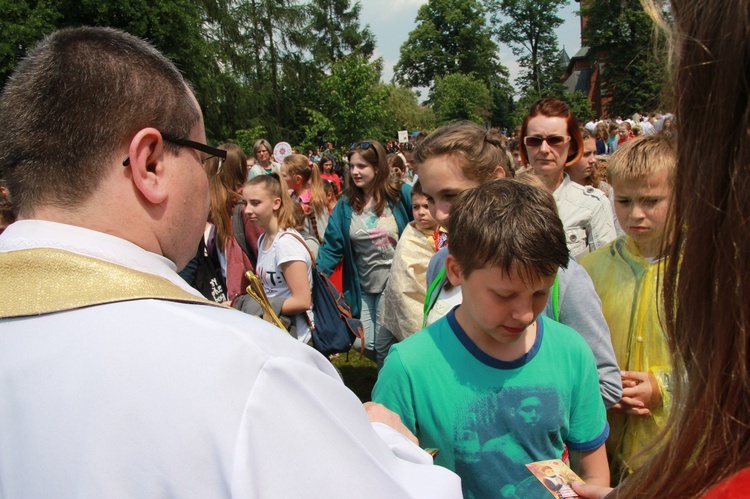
[[350, 142, 379, 159], [523, 135, 571, 148], [350, 141, 373, 150]]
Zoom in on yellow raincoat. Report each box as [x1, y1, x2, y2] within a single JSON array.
[[581, 236, 673, 477], [380, 222, 437, 340]]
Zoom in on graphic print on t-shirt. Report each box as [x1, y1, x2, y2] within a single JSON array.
[[454, 385, 564, 498], [259, 266, 286, 291], [354, 210, 398, 254]]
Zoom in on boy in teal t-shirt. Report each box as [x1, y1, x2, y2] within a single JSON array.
[[373, 180, 610, 498]]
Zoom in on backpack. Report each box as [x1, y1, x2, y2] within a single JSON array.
[[282, 232, 365, 357], [191, 233, 228, 303]]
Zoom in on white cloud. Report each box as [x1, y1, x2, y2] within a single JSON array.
[[360, 0, 427, 21]]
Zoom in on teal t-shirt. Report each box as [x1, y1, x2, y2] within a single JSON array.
[[372, 309, 608, 498]]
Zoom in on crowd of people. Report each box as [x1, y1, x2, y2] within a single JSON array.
[[1, 0, 748, 495]]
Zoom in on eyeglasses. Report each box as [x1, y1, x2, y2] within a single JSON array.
[[523, 135, 571, 148], [350, 141, 378, 158], [122, 132, 227, 173]]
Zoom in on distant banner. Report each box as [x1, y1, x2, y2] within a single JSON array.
[[273, 142, 292, 163], [398, 130, 409, 144]]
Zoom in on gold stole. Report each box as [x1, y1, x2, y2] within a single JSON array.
[[0, 248, 221, 319]]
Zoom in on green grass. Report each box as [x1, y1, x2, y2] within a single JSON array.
[[332, 349, 377, 402]]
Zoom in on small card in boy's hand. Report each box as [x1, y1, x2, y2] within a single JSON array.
[[526, 459, 583, 498]]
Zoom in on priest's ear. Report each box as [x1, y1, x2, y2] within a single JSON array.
[[125, 128, 169, 204]]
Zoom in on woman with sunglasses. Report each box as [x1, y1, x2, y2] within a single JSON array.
[[520, 98, 617, 259], [317, 140, 413, 368]]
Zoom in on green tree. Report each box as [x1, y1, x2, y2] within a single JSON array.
[[582, 0, 667, 117], [485, 0, 568, 98], [304, 54, 388, 147], [252, 0, 310, 132], [0, 0, 382, 147], [0, 0, 235, 140], [232, 125, 268, 155], [563, 90, 595, 123], [306, 0, 375, 68], [204, 0, 269, 140], [485, 0, 567, 98], [510, 89, 592, 126], [487, 72, 516, 127], [381, 84, 436, 137], [0, 0, 60, 88], [394, 0, 507, 91], [430, 73, 493, 125]]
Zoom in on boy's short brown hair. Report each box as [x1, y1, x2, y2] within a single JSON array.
[[448, 179, 568, 280], [607, 133, 676, 185]]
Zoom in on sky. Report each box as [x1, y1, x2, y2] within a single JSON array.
[[358, 0, 584, 95]]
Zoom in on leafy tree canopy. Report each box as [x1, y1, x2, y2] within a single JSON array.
[[486, 0, 567, 98], [582, 0, 668, 117], [307, 0, 375, 68], [303, 54, 388, 147], [394, 0, 504, 90], [381, 85, 436, 137], [430, 73, 493, 125]]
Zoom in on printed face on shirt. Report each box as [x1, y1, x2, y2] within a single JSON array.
[[612, 170, 672, 258], [349, 152, 376, 191], [568, 137, 597, 184], [524, 115, 570, 183], [412, 193, 438, 232], [447, 259, 555, 361], [516, 396, 542, 426], [242, 183, 280, 230], [417, 154, 481, 229]]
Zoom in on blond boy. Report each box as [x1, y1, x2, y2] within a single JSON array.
[[580, 133, 676, 480]]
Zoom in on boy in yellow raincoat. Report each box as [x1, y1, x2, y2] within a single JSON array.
[[581, 134, 676, 482]]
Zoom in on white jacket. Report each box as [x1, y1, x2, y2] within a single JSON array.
[[554, 174, 617, 259]]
